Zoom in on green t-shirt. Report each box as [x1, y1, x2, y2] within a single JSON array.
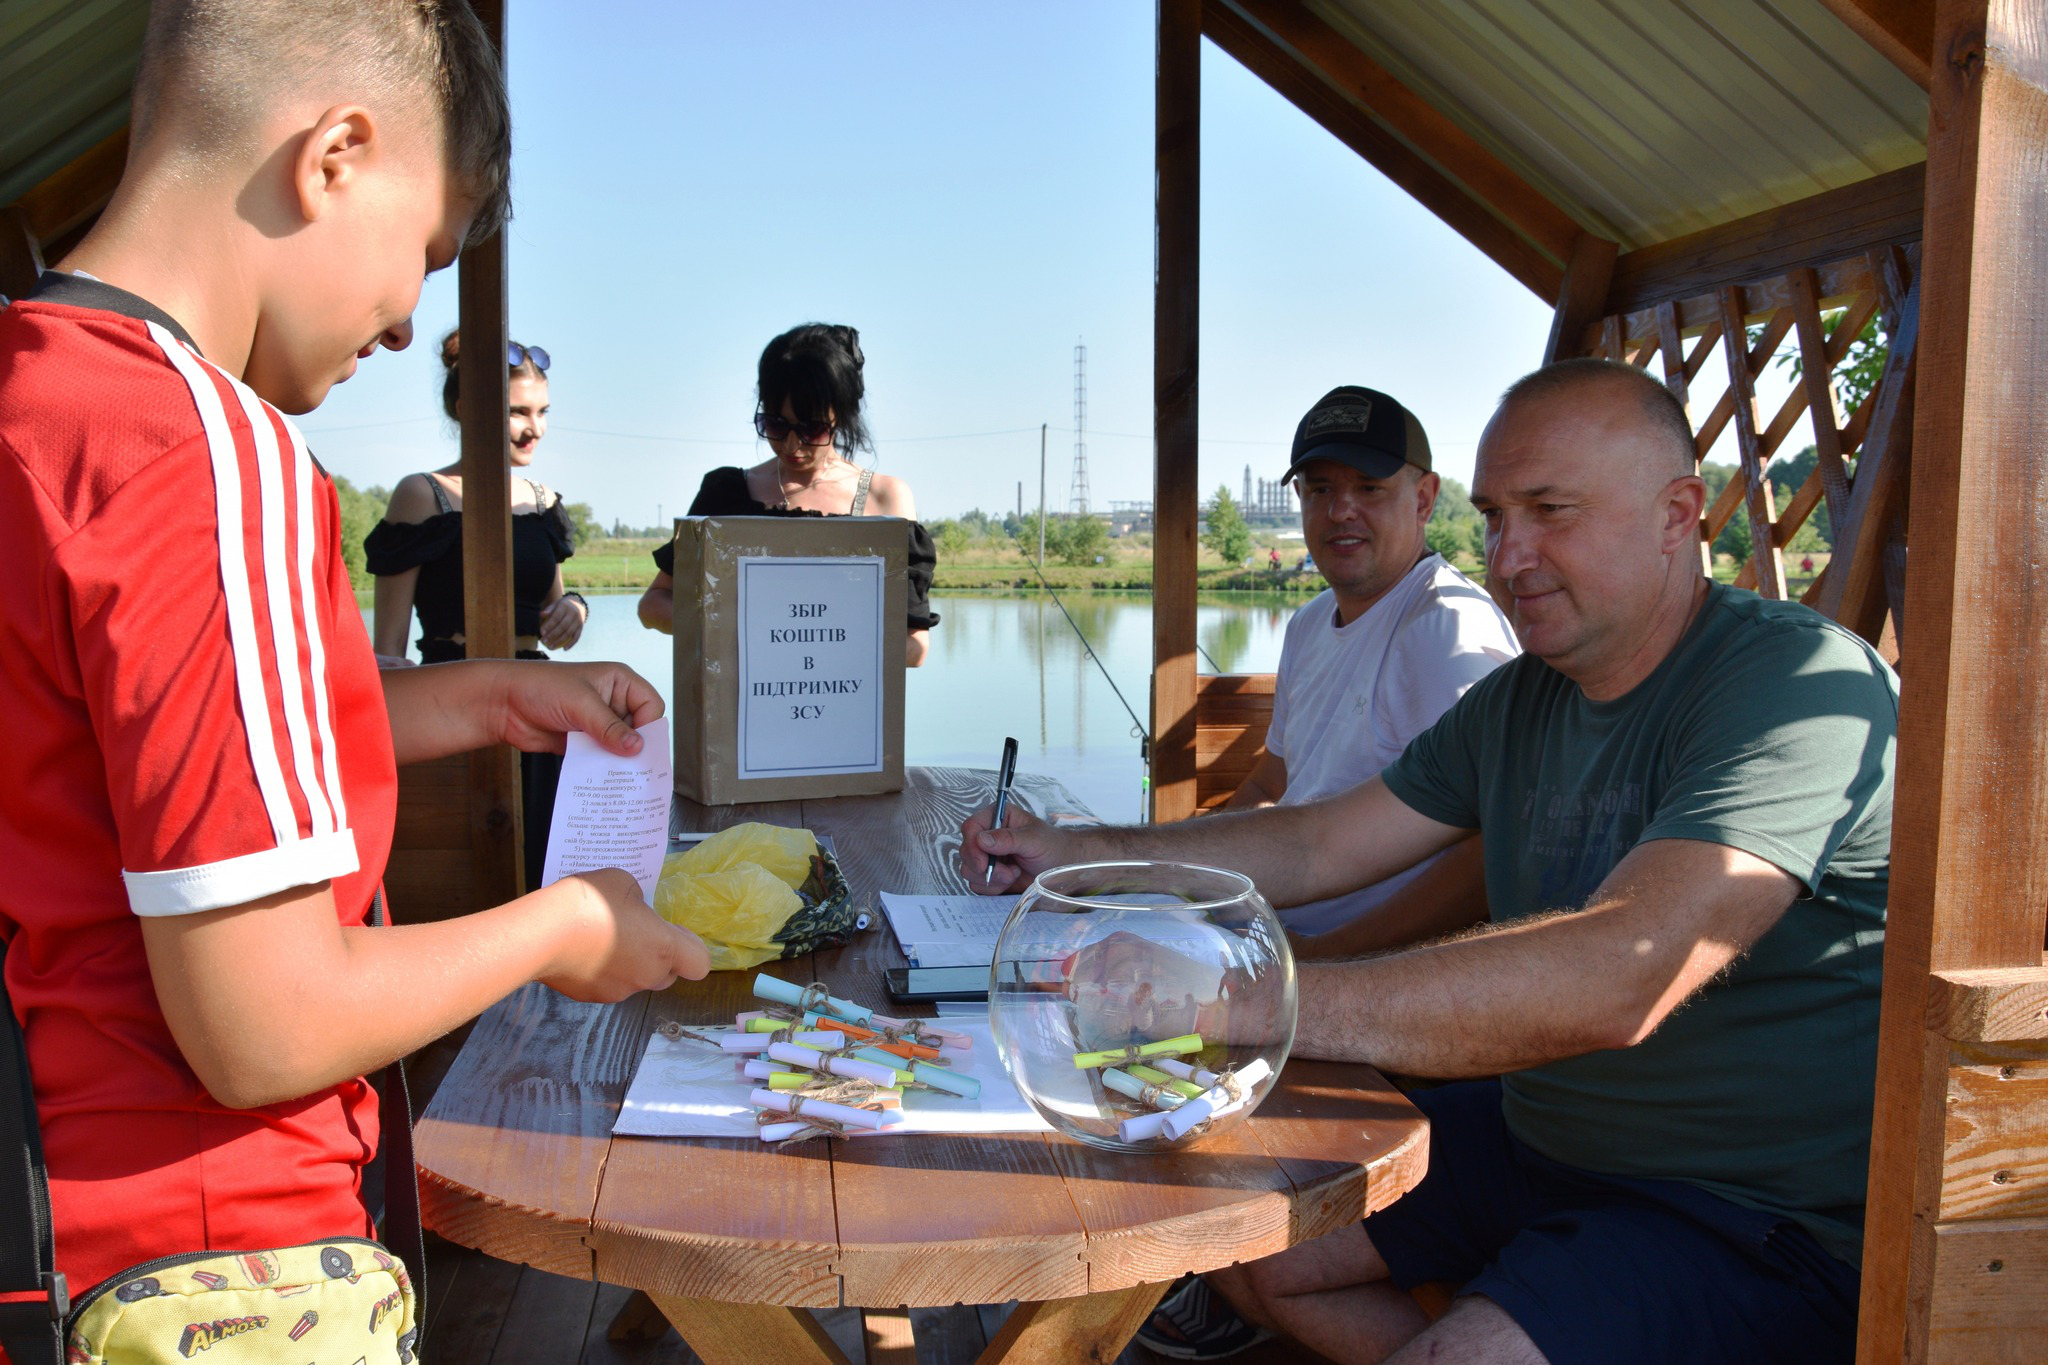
[[1380, 583, 1896, 1266]]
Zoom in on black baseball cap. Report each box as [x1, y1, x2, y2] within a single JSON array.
[[1283, 385, 1432, 483]]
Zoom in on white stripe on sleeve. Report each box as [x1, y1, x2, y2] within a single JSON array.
[[124, 832, 361, 916], [146, 323, 299, 848], [280, 415, 349, 831], [224, 376, 336, 836]]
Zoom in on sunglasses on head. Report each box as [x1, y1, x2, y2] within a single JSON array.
[[754, 411, 835, 444], [508, 341, 550, 372]]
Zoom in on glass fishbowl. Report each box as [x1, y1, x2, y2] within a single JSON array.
[[988, 861, 1297, 1152]]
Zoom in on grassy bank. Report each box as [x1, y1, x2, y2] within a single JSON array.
[[562, 536, 1394, 595]]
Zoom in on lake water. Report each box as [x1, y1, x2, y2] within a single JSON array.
[[365, 590, 1305, 822]]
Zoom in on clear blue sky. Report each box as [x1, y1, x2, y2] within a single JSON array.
[[301, 2, 1554, 527]]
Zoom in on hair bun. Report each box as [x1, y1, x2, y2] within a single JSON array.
[[439, 328, 461, 371], [836, 326, 864, 371]]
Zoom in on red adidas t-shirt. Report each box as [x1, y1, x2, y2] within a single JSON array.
[[0, 274, 396, 1295]]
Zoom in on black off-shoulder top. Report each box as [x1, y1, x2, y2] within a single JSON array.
[[650, 466, 940, 631], [365, 475, 575, 659]]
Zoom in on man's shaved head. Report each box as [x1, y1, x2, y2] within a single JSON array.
[[130, 0, 509, 246], [1499, 358, 1696, 482]]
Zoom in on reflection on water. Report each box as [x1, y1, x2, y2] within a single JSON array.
[[364, 589, 1305, 823]]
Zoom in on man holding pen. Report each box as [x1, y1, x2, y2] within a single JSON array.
[[960, 360, 1894, 1365]]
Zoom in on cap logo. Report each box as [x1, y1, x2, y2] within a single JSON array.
[[1303, 398, 1372, 438]]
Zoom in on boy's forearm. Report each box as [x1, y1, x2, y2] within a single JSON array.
[[381, 658, 504, 764], [144, 879, 593, 1109]]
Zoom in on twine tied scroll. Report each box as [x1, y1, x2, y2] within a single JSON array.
[[1182, 1066, 1247, 1141]]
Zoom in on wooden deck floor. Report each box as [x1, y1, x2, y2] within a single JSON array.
[[418, 1234, 1311, 1364]]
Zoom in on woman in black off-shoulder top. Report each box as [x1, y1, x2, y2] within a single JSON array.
[[364, 331, 584, 890], [636, 323, 938, 665]]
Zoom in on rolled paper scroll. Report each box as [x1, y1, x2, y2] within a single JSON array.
[[1129, 1063, 1205, 1099], [1159, 1058, 1274, 1141], [750, 1087, 892, 1131], [743, 1059, 794, 1081], [1154, 1057, 1223, 1089], [757, 1119, 882, 1142], [866, 1010, 971, 1051], [1102, 1067, 1184, 1109], [764, 1073, 902, 1107], [753, 975, 873, 1026], [1072, 1034, 1204, 1070], [910, 1060, 982, 1099], [1116, 1109, 1174, 1143], [848, 1048, 918, 1084], [766, 1041, 902, 1088], [810, 1017, 942, 1061], [722, 1028, 836, 1054]]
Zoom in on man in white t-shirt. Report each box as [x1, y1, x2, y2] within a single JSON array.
[[1224, 385, 1518, 941]]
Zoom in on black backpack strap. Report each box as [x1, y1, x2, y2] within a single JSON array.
[[367, 891, 428, 1350], [0, 937, 68, 1365]]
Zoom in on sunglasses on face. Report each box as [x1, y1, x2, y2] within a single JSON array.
[[508, 341, 551, 372], [755, 411, 835, 444]]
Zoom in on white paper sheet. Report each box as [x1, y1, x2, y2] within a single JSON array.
[[878, 892, 1017, 966], [541, 717, 671, 903], [612, 1012, 1052, 1138]]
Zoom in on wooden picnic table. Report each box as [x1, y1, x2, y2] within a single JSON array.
[[414, 766, 1429, 1363]]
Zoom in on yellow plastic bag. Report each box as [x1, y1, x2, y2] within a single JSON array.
[[655, 823, 827, 972], [668, 821, 817, 885]]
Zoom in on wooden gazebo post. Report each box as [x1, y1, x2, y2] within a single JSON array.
[[455, 0, 521, 907], [1857, 1, 2048, 1358], [1151, 0, 1201, 824]]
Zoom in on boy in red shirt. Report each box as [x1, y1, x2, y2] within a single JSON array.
[[0, 0, 708, 1317]]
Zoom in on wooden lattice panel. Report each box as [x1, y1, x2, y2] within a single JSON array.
[[1575, 244, 1919, 654]]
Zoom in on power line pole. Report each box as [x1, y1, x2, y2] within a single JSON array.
[[1069, 341, 1090, 515], [1038, 422, 1048, 567]]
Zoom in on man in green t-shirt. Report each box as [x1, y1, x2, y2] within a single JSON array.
[[961, 359, 1895, 1365]]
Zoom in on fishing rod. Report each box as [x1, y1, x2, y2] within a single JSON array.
[[1026, 557, 1149, 746]]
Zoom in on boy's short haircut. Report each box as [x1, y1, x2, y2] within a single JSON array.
[[130, 0, 510, 245]]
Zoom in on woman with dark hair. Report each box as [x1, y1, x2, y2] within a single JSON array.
[[365, 330, 585, 886], [637, 323, 939, 665]]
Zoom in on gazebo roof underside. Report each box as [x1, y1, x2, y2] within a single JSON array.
[[1309, 0, 1926, 251]]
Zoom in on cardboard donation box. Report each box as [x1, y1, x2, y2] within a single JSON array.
[[670, 516, 907, 804]]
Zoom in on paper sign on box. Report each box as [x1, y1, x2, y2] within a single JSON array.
[[670, 516, 908, 804]]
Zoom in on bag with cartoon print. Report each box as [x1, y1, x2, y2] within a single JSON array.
[[0, 918, 427, 1365], [47, 1239, 418, 1364]]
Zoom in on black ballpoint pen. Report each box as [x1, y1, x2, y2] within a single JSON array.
[[986, 736, 1020, 884]]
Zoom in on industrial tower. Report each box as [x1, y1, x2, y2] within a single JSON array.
[[1069, 341, 1090, 515]]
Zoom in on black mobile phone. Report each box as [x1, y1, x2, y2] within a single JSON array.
[[884, 965, 991, 1003]]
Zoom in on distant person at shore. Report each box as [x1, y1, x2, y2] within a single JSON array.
[[636, 323, 940, 665], [1219, 386, 1517, 953], [0, 0, 707, 1304], [366, 329, 586, 889]]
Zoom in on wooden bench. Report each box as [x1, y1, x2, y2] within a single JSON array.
[[1193, 673, 1276, 814]]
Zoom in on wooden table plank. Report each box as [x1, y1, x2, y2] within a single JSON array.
[[417, 983, 652, 1276], [830, 1132, 1089, 1307], [807, 767, 1097, 1307], [1048, 1128, 1297, 1293], [1243, 1061, 1432, 1246], [589, 959, 841, 1306]]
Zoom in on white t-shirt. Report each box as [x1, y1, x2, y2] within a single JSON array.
[[1263, 552, 1518, 935]]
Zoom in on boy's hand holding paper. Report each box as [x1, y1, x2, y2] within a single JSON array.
[[543, 717, 673, 903]]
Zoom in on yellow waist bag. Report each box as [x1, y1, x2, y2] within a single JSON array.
[[60, 1240, 417, 1364], [0, 908, 424, 1365]]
